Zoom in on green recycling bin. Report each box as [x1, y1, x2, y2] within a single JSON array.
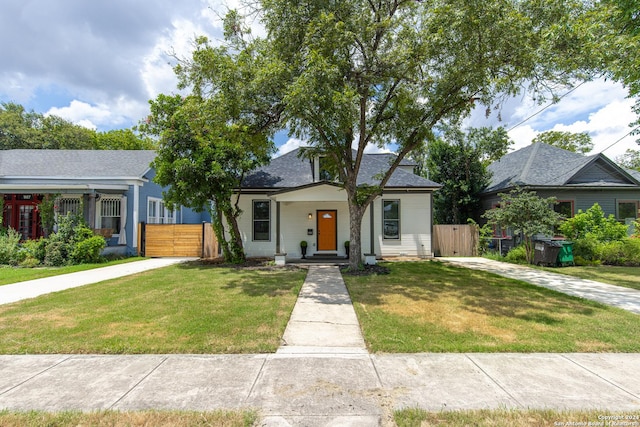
[[557, 241, 574, 266]]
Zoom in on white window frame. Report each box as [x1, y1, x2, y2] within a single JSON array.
[[56, 195, 82, 216], [147, 197, 175, 224], [97, 195, 122, 235], [252, 200, 271, 241]]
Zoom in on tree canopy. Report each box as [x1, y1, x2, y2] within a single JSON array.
[[0, 102, 154, 150], [140, 33, 282, 263], [616, 149, 640, 171], [532, 130, 594, 154], [252, 0, 595, 269], [424, 126, 512, 225]]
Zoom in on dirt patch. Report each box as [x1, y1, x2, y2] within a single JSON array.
[[341, 264, 390, 276]]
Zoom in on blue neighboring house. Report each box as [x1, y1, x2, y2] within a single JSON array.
[[0, 149, 209, 255]]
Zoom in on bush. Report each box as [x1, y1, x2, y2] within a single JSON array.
[[559, 203, 628, 242], [71, 235, 105, 264], [20, 238, 47, 264], [0, 228, 22, 266], [571, 237, 603, 263], [44, 241, 70, 266], [600, 239, 640, 266], [505, 245, 528, 264]]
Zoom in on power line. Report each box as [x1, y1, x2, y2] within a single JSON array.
[[600, 125, 640, 154], [507, 82, 588, 132]]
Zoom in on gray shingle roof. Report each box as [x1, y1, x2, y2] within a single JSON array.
[[0, 150, 156, 178], [242, 148, 439, 189], [484, 143, 640, 193]]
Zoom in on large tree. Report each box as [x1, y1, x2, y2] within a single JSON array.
[[532, 130, 594, 154], [141, 31, 282, 263], [426, 126, 512, 224], [254, 0, 593, 269], [617, 149, 640, 171]]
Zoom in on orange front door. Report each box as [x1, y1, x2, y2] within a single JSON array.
[[317, 210, 337, 251]]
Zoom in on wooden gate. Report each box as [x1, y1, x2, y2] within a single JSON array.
[[433, 224, 478, 257], [139, 223, 217, 258]]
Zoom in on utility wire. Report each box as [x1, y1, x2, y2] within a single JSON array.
[[600, 125, 640, 154], [507, 81, 588, 132]]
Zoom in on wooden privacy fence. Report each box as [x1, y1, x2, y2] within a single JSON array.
[[433, 224, 478, 257], [138, 222, 218, 258]]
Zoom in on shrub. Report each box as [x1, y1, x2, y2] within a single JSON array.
[[20, 257, 41, 268], [71, 235, 105, 264], [44, 241, 70, 266], [600, 239, 640, 266], [20, 238, 47, 264], [559, 203, 628, 242], [0, 228, 22, 266], [571, 236, 603, 263], [505, 245, 528, 263]]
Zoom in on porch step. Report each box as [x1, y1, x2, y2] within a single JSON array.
[[309, 253, 339, 259]]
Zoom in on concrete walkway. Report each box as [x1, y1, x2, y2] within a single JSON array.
[[278, 265, 367, 355], [439, 257, 640, 314], [1, 263, 639, 425], [0, 258, 195, 305]]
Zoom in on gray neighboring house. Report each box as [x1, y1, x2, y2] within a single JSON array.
[[237, 148, 441, 260], [480, 142, 640, 242], [0, 149, 209, 255]]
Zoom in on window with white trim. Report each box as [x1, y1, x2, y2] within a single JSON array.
[[617, 200, 639, 222], [98, 196, 121, 234], [253, 200, 270, 241], [147, 198, 175, 224], [382, 199, 400, 240], [57, 196, 82, 216]]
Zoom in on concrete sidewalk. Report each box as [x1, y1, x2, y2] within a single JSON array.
[[1, 263, 639, 425], [1, 353, 639, 425], [0, 257, 195, 305], [439, 257, 640, 314]]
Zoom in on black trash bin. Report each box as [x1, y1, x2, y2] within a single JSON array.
[[533, 239, 563, 266]]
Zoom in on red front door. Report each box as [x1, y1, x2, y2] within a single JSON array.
[[3, 194, 43, 240]]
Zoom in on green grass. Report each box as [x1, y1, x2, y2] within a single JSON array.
[[394, 408, 628, 427], [539, 265, 640, 291], [343, 261, 640, 353], [0, 262, 306, 354], [0, 410, 257, 427], [0, 257, 146, 286]]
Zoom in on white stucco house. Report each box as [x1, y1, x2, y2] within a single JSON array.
[[235, 148, 441, 261]]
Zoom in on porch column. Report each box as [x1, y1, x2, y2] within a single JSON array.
[[86, 193, 97, 229], [276, 201, 281, 253], [132, 184, 140, 252], [369, 199, 375, 254]]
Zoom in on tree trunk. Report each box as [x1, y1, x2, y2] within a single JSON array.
[[347, 198, 368, 271], [223, 204, 246, 263]]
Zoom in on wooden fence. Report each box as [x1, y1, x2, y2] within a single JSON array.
[[433, 224, 478, 257], [138, 222, 218, 258]]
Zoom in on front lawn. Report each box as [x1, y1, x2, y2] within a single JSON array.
[[343, 261, 640, 353], [540, 265, 640, 291], [0, 257, 146, 286], [0, 263, 306, 354]]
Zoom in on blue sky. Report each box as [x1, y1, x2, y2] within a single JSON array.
[[1, 1, 638, 160]]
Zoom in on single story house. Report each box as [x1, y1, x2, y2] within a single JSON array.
[[236, 148, 441, 260], [480, 142, 640, 243], [0, 149, 209, 255]]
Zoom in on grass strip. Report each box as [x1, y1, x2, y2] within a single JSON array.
[[0, 257, 146, 286], [395, 408, 632, 427], [0, 409, 257, 427], [539, 265, 640, 291]]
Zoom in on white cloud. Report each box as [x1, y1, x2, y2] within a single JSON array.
[[276, 138, 307, 156], [507, 125, 539, 151], [364, 143, 393, 154]]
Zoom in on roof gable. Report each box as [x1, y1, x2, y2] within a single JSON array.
[[485, 143, 640, 193]]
